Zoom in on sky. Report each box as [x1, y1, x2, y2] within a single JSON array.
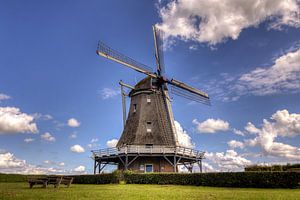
[[0, 0, 299, 174]]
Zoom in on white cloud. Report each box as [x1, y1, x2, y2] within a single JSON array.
[[0, 151, 64, 174], [100, 88, 120, 100], [228, 140, 245, 149], [43, 160, 52, 165], [157, 0, 300, 46], [189, 45, 198, 50], [233, 128, 245, 136], [24, 138, 35, 143], [202, 162, 215, 172], [245, 122, 261, 134], [32, 113, 53, 121], [270, 109, 300, 137], [205, 150, 252, 171], [0, 93, 11, 102], [174, 121, 195, 148], [69, 132, 77, 139], [41, 132, 55, 142], [88, 138, 100, 149], [90, 138, 98, 143], [70, 144, 85, 153], [0, 107, 38, 134], [237, 49, 300, 96], [67, 118, 80, 128], [193, 118, 230, 133], [232, 109, 300, 161], [58, 162, 65, 166], [73, 165, 85, 173], [203, 48, 300, 102], [106, 139, 118, 148]]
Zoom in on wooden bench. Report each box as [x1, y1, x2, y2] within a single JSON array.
[[28, 177, 48, 188], [28, 176, 74, 188], [60, 176, 74, 187]]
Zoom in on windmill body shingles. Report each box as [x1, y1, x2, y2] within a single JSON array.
[[117, 76, 176, 147]]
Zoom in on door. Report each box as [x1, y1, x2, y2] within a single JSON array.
[[145, 164, 153, 173]]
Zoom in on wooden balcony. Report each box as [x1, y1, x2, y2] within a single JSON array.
[[91, 145, 205, 159]]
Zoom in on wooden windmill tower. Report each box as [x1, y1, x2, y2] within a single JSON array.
[[92, 26, 210, 173]]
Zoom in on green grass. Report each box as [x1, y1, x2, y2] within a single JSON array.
[[0, 183, 299, 200]]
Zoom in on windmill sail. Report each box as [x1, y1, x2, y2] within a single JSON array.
[[96, 41, 157, 78], [169, 78, 210, 105], [153, 26, 165, 76]]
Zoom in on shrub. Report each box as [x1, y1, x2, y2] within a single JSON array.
[[124, 172, 300, 188], [71, 173, 119, 184]]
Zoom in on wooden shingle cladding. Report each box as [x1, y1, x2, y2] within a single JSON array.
[[117, 76, 177, 147]]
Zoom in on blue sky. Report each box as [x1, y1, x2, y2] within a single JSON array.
[[0, 0, 299, 173]]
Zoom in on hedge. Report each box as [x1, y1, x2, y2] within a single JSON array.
[[1, 172, 299, 188], [71, 173, 119, 184], [124, 172, 300, 188]]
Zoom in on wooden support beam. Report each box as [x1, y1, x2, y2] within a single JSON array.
[[199, 160, 202, 173], [125, 155, 128, 170], [163, 156, 174, 166], [98, 159, 101, 174], [127, 155, 139, 167], [173, 156, 177, 172]]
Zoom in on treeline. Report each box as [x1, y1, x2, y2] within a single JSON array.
[[245, 163, 300, 172]]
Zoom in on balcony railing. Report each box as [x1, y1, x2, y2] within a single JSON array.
[[92, 145, 205, 159]]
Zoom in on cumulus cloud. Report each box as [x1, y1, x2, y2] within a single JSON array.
[[157, 0, 300, 46], [41, 132, 55, 142], [0, 107, 38, 134], [106, 139, 118, 148], [88, 138, 100, 149], [202, 48, 300, 102], [232, 128, 245, 136], [174, 121, 195, 148], [205, 150, 252, 171], [0, 93, 11, 102], [24, 138, 35, 143], [231, 109, 300, 161], [228, 140, 245, 149], [70, 144, 85, 153], [100, 88, 120, 100], [58, 162, 65, 166], [193, 118, 230, 133], [236, 49, 300, 96], [73, 165, 85, 173], [67, 118, 80, 128], [0, 151, 66, 174]]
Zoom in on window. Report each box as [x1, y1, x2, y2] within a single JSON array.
[[133, 104, 137, 113], [146, 121, 152, 132], [140, 164, 144, 171], [145, 164, 153, 173], [145, 144, 153, 148], [147, 95, 151, 103]]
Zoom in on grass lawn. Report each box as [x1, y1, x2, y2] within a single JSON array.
[[0, 183, 299, 200]]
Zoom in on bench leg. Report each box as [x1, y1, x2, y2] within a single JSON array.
[[29, 183, 34, 189]]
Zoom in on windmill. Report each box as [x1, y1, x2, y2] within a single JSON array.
[[92, 26, 210, 173]]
